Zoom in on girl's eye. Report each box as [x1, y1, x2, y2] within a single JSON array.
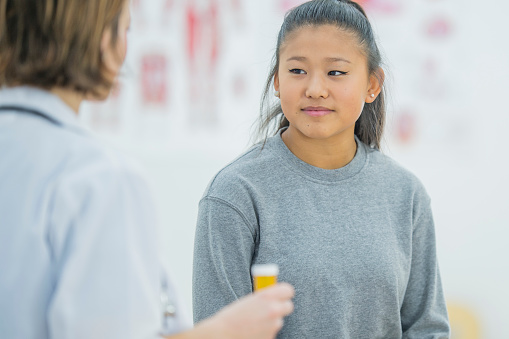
[[289, 69, 306, 75], [329, 70, 347, 76]]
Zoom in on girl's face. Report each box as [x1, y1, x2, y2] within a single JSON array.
[[275, 24, 379, 143]]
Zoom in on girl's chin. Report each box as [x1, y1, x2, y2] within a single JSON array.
[[290, 127, 349, 142]]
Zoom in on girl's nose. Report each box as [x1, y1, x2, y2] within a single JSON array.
[[305, 74, 328, 99]]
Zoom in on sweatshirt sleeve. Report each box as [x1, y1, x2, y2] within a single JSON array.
[[192, 196, 256, 323], [400, 200, 450, 338]]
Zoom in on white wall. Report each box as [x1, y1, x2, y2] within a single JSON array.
[[81, 0, 509, 337]]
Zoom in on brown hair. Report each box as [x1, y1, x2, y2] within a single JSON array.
[[0, 0, 125, 98]]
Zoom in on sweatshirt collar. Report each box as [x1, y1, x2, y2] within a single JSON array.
[[268, 127, 368, 183]]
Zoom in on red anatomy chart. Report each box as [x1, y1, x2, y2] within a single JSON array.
[[279, 0, 307, 12], [141, 54, 168, 106], [186, 0, 220, 124], [425, 16, 453, 39]]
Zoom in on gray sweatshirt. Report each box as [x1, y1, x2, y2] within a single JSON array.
[[193, 131, 450, 338]]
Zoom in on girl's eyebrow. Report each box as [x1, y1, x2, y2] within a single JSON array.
[[286, 56, 351, 63], [325, 57, 351, 63], [286, 56, 307, 62]]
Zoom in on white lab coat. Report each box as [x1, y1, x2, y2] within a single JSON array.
[[0, 86, 190, 338]]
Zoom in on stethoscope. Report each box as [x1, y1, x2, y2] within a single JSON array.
[[0, 105, 62, 126], [159, 272, 181, 335], [160, 274, 179, 324], [0, 105, 181, 328]]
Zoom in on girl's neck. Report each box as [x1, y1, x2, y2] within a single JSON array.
[[281, 126, 357, 170], [50, 87, 84, 114]]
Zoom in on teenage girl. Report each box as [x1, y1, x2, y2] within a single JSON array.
[[193, 0, 450, 337]]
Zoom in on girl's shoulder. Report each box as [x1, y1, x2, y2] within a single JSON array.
[[201, 140, 277, 198], [364, 145, 429, 197]]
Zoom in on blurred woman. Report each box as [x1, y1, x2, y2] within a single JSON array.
[[0, 1, 293, 338]]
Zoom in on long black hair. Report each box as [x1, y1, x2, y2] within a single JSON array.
[[257, 0, 386, 149]]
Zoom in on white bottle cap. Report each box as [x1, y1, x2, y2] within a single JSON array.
[[251, 264, 279, 277]]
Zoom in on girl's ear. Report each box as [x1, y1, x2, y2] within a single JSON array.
[[365, 67, 384, 103]]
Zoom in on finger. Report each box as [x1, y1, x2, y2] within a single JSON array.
[[271, 299, 294, 318], [257, 282, 295, 300], [280, 300, 294, 316], [273, 317, 284, 332]]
